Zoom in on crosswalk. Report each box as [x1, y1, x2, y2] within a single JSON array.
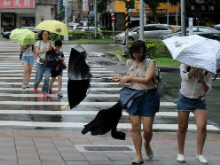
[[0, 40, 219, 132]]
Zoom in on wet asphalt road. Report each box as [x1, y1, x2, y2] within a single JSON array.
[[0, 37, 219, 132]]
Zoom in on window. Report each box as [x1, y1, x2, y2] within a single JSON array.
[[198, 27, 211, 32], [157, 25, 170, 30], [215, 26, 220, 31], [148, 25, 160, 31], [144, 26, 149, 31]]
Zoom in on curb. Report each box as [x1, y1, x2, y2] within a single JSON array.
[[63, 42, 115, 44], [102, 52, 180, 72]]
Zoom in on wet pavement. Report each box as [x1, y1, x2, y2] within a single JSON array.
[[0, 36, 220, 164]]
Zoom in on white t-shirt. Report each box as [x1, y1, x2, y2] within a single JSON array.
[[35, 40, 53, 64], [23, 45, 34, 57], [180, 64, 212, 99]]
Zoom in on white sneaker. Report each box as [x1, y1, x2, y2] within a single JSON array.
[[144, 143, 153, 159], [21, 83, 26, 89], [176, 154, 185, 163], [196, 155, 208, 164], [26, 82, 30, 88]]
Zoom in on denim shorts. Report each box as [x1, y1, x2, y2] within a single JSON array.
[[21, 56, 34, 65], [177, 92, 207, 111], [126, 89, 160, 117]]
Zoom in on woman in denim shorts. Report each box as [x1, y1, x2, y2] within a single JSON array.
[[20, 45, 35, 89], [112, 40, 160, 164], [176, 64, 212, 164]]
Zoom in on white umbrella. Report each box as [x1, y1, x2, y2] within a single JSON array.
[[162, 35, 220, 74]]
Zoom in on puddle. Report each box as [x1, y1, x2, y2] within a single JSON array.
[[95, 61, 117, 66], [101, 53, 119, 61]]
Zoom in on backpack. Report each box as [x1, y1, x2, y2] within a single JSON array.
[[19, 45, 34, 60], [127, 58, 166, 98], [44, 48, 57, 67]]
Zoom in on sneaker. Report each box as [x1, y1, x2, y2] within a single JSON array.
[[177, 154, 185, 163], [44, 94, 49, 98], [58, 92, 63, 98], [34, 88, 38, 93], [22, 83, 26, 89], [48, 88, 52, 94], [132, 158, 143, 164], [144, 143, 154, 159], [196, 155, 208, 164], [26, 82, 30, 88]]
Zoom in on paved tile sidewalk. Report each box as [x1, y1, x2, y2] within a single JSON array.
[[0, 129, 219, 165]]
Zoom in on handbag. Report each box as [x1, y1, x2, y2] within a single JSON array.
[[60, 60, 67, 70]]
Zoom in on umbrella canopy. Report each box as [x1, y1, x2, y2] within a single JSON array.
[[163, 35, 220, 74], [67, 45, 91, 109], [35, 20, 68, 36], [10, 28, 37, 46]]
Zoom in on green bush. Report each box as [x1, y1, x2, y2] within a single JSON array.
[[68, 31, 86, 39], [50, 33, 64, 41], [101, 30, 123, 39], [128, 40, 171, 58], [68, 31, 102, 39]]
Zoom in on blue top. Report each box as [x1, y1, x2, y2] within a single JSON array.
[[52, 50, 65, 70]]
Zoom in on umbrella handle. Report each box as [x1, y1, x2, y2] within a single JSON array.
[[61, 103, 69, 109]]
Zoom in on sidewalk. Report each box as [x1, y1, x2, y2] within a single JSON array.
[[0, 129, 219, 165]]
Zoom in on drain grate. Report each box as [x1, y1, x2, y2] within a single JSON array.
[[84, 146, 132, 151]]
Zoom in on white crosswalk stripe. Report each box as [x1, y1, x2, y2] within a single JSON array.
[[0, 45, 219, 132]]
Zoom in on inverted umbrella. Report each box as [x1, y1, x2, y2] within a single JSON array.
[[81, 102, 126, 140], [162, 35, 220, 74], [67, 45, 91, 109], [35, 20, 68, 36], [10, 28, 37, 46]]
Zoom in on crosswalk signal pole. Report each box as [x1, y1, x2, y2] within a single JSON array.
[[139, 0, 144, 40], [125, 9, 129, 47], [124, 0, 135, 56], [64, 0, 69, 41], [181, 0, 186, 36]]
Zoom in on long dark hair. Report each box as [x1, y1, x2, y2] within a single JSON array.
[[129, 40, 147, 61], [38, 30, 50, 40]]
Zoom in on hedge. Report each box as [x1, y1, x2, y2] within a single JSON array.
[[68, 31, 103, 39], [128, 40, 171, 58], [100, 30, 123, 39]]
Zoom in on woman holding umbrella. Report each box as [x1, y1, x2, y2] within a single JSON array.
[[34, 30, 53, 98], [176, 64, 212, 164]]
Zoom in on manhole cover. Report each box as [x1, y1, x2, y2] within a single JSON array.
[[75, 145, 135, 152], [84, 146, 132, 151]]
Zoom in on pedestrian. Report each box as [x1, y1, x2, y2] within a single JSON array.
[[176, 64, 212, 164], [49, 40, 65, 98], [34, 30, 53, 98], [20, 45, 35, 89], [112, 40, 160, 164]]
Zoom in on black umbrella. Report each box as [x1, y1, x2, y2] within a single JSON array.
[[67, 45, 91, 109], [81, 101, 126, 140]]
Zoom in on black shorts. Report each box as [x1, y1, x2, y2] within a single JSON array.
[[51, 69, 63, 77]]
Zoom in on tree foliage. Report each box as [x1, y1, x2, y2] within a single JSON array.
[[98, 0, 107, 13]]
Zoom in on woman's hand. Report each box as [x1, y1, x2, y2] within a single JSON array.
[[188, 67, 199, 79], [47, 47, 52, 51], [111, 76, 120, 82], [198, 75, 205, 83], [119, 76, 131, 85]]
